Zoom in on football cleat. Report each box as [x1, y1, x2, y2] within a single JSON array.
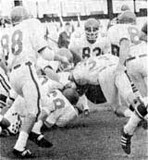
[[120, 128, 132, 154], [13, 148, 35, 158], [29, 132, 53, 148]]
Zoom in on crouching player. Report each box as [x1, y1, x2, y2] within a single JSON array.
[[45, 88, 81, 128]]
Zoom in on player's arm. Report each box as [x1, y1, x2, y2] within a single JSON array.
[[39, 47, 69, 66], [31, 19, 69, 65], [116, 38, 130, 72]]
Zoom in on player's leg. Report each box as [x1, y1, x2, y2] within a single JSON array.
[[13, 80, 38, 153], [12, 65, 48, 158], [3, 96, 25, 135], [76, 94, 90, 116], [121, 100, 147, 154], [126, 58, 147, 97], [56, 106, 78, 127], [115, 69, 145, 117], [99, 66, 133, 117], [30, 94, 54, 148]]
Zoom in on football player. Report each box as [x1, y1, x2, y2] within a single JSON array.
[[69, 54, 144, 119], [3, 77, 80, 136], [108, 10, 138, 57], [0, 6, 69, 158], [69, 18, 111, 65], [108, 11, 147, 154], [37, 48, 90, 114], [119, 22, 148, 154]]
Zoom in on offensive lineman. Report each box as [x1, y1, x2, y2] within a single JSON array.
[[69, 54, 141, 118], [0, 6, 69, 158]]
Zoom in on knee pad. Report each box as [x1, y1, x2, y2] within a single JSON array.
[[135, 98, 147, 119]]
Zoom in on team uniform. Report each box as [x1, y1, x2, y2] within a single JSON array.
[[107, 22, 147, 95], [4, 77, 79, 134], [69, 33, 111, 60], [0, 18, 53, 117], [108, 11, 148, 154], [72, 54, 135, 116], [108, 18, 147, 97], [0, 6, 56, 157], [45, 89, 78, 128]]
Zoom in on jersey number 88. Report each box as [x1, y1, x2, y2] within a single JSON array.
[[1, 30, 23, 61]]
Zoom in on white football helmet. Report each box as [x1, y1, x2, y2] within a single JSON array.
[[10, 6, 29, 25], [117, 10, 136, 24], [84, 18, 100, 44]]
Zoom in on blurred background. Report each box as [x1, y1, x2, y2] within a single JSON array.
[[0, 0, 147, 50]]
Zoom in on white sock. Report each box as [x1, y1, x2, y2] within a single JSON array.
[[124, 108, 134, 118], [32, 120, 43, 134], [124, 113, 141, 135], [14, 131, 29, 151]]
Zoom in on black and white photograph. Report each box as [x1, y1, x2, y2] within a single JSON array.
[[0, 0, 147, 159]]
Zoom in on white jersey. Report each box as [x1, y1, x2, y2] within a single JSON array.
[[69, 33, 111, 60], [45, 89, 78, 127], [0, 18, 53, 70], [73, 54, 119, 85], [108, 24, 141, 57]]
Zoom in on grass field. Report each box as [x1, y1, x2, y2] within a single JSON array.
[[0, 104, 147, 160]]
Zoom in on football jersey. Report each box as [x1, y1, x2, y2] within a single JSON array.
[[108, 24, 141, 57], [45, 89, 78, 127], [73, 54, 119, 85], [69, 33, 111, 60], [0, 18, 54, 71]]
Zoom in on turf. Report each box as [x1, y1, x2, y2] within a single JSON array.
[[0, 106, 147, 160]]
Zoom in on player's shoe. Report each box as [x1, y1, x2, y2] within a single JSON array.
[[29, 131, 53, 148], [120, 128, 132, 154], [13, 148, 35, 158]]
